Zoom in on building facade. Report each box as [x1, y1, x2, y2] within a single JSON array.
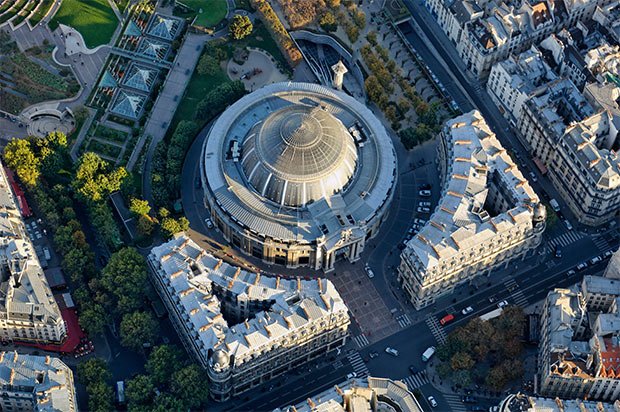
[[539, 258, 620, 402], [275, 376, 423, 412], [200, 82, 397, 272], [0, 164, 65, 344], [498, 392, 620, 411], [398, 111, 546, 310], [0, 351, 77, 412], [517, 80, 620, 226], [148, 235, 351, 402]]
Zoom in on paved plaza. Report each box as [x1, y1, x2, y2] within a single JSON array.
[[226, 48, 288, 91]]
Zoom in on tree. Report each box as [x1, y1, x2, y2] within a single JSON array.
[[160, 217, 183, 238], [171, 365, 210, 409], [120, 311, 160, 352], [130, 198, 151, 216], [146, 345, 183, 386], [353, 10, 366, 29], [366, 31, 377, 46], [327, 0, 340, 8], [3, 138, 40, 186], [345, 23, 359, 43], [486, 365, 509, 391], [126, 375, 155, 409], [137, 214, 155, 237], [319, 12, 337, 32], [73, 152, 128, 202], [101, 247, 148, 315], [196, 54, 221, 76], [450, 351, 475, 370], [77, 358, 112, 386], [79, 304, 108, 336], [229, 14, 253, 40], [86, 381, 114, 412], [152, 394, 185, 412], [452, 369, 472, 388]]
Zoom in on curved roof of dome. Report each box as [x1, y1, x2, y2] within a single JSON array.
[[241, 105, 358, 207]]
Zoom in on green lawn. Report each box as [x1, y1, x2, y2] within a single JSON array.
[[49, 0, 118, 48], [176, 0, 227, 28]]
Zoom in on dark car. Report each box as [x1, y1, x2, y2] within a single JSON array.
[[408, 365, 416, 374], [461, 396, 477, 404], [554, 246, 562, 258], [469, 406, 485, 411]]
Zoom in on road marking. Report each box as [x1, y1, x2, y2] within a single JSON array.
[[352, 334, 369, 349], [425, 315, 447, 345], [396, 314, 411, 328], [403, 371, 429, 390], [504, 279, 528, 306], [347, 352, 369, 378], [546, 231, 584, 252], [441, 393, 468, 412]]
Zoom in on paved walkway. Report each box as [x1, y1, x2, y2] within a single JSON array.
[[129, 32, 205, 172]]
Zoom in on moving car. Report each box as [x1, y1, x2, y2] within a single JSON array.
[[563, 220, 573, 230], [440, 314, 455, 325], [419, 189, 431, 197], [346, 372, 357, 379], [428, 396, 438, 408], [554, 246, 562, 258], [365, 265, 375, 279], [204, 218, 214, 229], [461, 306, 474, 315], [422, 346, 436, 362], [497, 300, 509, 309], [369, 351, 379, 359], [385, 347, 399, 356], [409, 365, 416, 374], [529, 171, 538, 182], [462, 396, 477, 404]]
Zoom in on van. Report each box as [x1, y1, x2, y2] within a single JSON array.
[[422, 346, 435, 362], [549, 199, 560, 212]]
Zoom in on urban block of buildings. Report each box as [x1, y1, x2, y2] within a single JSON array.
[[0, 163, 65, 344], [148, 234, 351, 402], [274, 376, 422, 412], [0, 351, 77, 412], [499, 392, 620, 411], [424, 0, 611, 79], [398, 111, 546, 309], [200, 82, 397, 272], [538, 249, 620, 401]]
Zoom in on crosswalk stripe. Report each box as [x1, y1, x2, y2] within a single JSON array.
[[352, 334, 369, 348], [442, 393, 467, 412], [397, 314, 411, 328], [347, 352, 369, 377], [404, 371, 429, 390], [425, 315, 447, 345]]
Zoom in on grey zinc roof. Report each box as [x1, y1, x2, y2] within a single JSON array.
[[149, 235, 349, 364], [404, 110, 540, 269], [202, 82, 396, 245]]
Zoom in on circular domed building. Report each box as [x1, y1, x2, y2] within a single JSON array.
[[200, 82, 397, 271]]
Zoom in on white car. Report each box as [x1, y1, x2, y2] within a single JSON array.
[[385, 347, 399, 356], [418, 201, 431, 207], [563, 220, 573, 230], [497, 300, 508, 309], [590, 256, 602, 265], [204, 218, 214, 229], [414, 218, 426, 225], [419, 190, 431, 197], [417, 206, 430, 213], [428, 396, 438, 408], [346, 372, 357, 379], [576, 262, 588, 271], [529, 171, 538, 182], [461, 306, 474, 315], [365, 265, 375, 278]]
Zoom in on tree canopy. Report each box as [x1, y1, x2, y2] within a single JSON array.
[[120, 311, 160, 352], [146, 345, 183, 386], [229, 14, 253, 40], [73, 152, 128, 202], [101, 247, 148, 315]]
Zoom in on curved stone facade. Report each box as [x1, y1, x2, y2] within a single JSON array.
[[200, 82, 397, 271]]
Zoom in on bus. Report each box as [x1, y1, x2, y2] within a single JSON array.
[[116, 381, 125, 405], [480, 308, 503, 321]]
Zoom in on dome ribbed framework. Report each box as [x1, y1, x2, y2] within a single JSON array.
[[241, 106, 358, 207]]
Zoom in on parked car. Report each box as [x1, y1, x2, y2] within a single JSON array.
[[440, 314, 455, 325], [566, 269, 576, 276], [576, 262, 588, 271], [419, 183, 431, 190], [590, 256, 602, 265], [385, 347, 399, 356], [418, 201, 431, 207], [204, 218, 214, 229], [414, 218, 426, 225], [497, 300, 509, 309], [417, 206, 431, 213], [604, 250, 614, 258], [419, 189, 431, 197], [488, 296, 496, 303], [461, 306, 474, 315], [428, 396, 438, 408]]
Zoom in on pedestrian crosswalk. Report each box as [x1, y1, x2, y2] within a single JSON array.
[[333, 359, 344, 369], [403, 371, 429, 390], [592, 235, 618, 255], [442, 393, 467, 412], [425, 315, 447, 345], [545, 231, 584, 252], [352, 334, 369, 349], [396, 314, 411, 328], [347, 352, 369, 378], [504, 279, 528, 306]]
